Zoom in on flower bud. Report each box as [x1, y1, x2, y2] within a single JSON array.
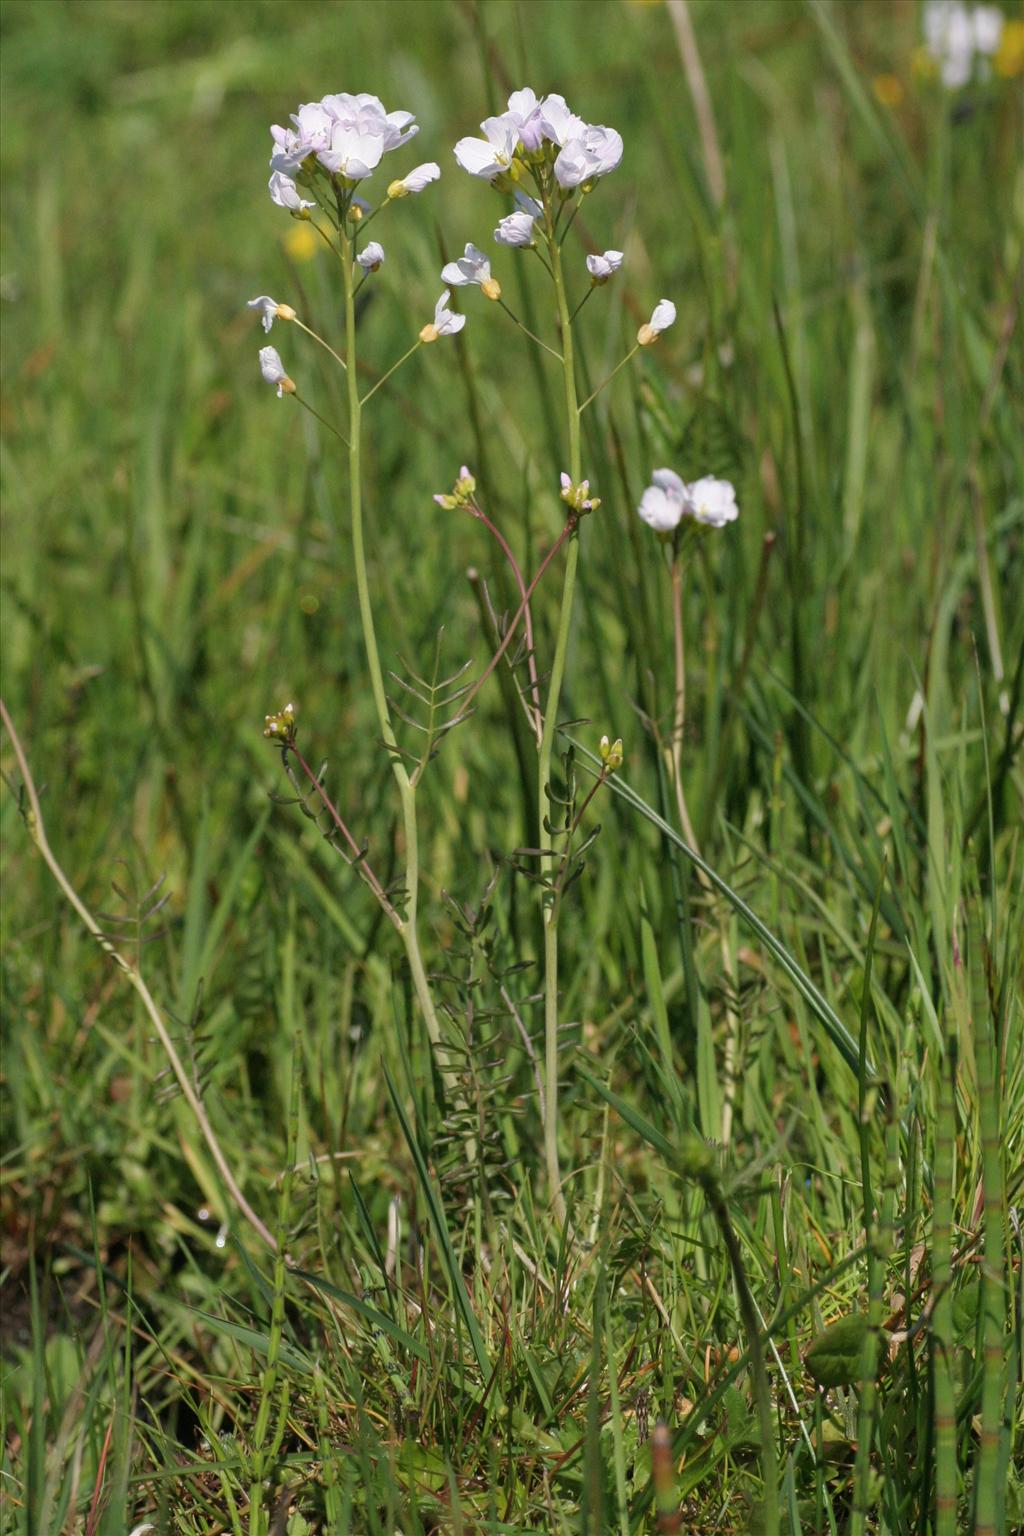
[[599, 734, 624, 772], [264, 701, 297, 745]]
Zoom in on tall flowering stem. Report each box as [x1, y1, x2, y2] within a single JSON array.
[[537, 194, 582, 1224], [337, 214, 444, 1060]]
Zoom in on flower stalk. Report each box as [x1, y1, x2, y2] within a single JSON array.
[[537, 202, 582, 1223], [338, 220, 445, 1060]]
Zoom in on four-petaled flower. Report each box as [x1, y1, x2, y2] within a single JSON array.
[[637, 299, 676, 346], [553, 122, 623, 189], [248, 295, 296, 332], [453, 115, 521, 180], [586, 249, 623, 282], [268, 171, 315, 213], [357, 241, 385, 272], [495, 192, 541, 247], [637, 468, 688, 532], [441, 243, 502, 300], [687, 476, 739, 528], [387, 162, 441, 198], [259, 345, 295, 397], [419, 290, 467, 343]]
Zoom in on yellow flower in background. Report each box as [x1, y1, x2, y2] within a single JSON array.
[[284, 222, 318, 262], [872, 73, 905, 106], [995, 19, 1024, 76]]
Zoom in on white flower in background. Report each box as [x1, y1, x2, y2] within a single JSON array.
[[387, 162, 441, 197], [586, 249, 624, 282], [637, 469, 739, 532], [637, 469, 688, 532], [494, 191, 541, 246], [554, 123, 624, 189], [248, 295, 297, 332], [441, 243, 502, 299], [637, 298, 676, 345], [454, 115, 521, 179], [356, 241, 385, 272], [687, 475, 739, 528], [923, 1, 1003, 86], [267, 171, 315, 212], [972, 4, 1005, 53], [419, 290, 467, 343], [259, 345, 295, 396]]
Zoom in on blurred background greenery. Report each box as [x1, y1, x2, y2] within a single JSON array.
[[1, 0, 1021, 1531]]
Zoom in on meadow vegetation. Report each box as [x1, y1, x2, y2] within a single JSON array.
[[1, 1, 1022, 1532]]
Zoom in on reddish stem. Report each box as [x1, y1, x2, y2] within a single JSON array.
[[288, 743, 400, 926], [466, 499, 543, 742], [455, 516, 576, 728]]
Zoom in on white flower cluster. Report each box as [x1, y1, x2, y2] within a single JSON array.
[[267, 92, 440, 210], [923, 1, 1005, 88], [638, 469, 738, 533], [455, 86, 622, 190]]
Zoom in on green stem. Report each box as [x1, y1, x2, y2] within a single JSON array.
[[497, 297, 562, 360], [339, 229, 443, 1057], [291, 314, 347, 372], [577, 344, 639, 414], [970, 872, 1006, 1536], [932, 1015, 958, 1536], [360, 339, 421, 407], [538, 215, 581, 1224]]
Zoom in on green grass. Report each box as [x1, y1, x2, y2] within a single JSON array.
[[1, 0, 1022, 1531]]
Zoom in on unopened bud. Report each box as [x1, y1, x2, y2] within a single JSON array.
[[348, 202, 363, 222], [264, 701, 297, 745], [481, 277, 502, 302], [599, 734, 624, 772]]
